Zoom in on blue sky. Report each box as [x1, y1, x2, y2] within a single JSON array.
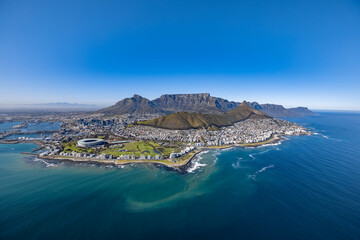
[[0, 0, 359, 110]]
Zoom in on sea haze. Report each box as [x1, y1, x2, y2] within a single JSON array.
[[0, 112, 359, 239]]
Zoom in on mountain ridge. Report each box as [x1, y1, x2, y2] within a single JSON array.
[[97, 93, 314, 117]]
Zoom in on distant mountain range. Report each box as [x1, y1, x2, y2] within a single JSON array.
[[247, 102, 314, 117], [136, 101, 269, 130], [33, 102, 98, 109], [97, 93, 315, 117], [0, 102, 100, 112]]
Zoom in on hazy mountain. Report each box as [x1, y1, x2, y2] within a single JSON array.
[[287, 107, 315, 116], [0, 102, 99, 112], [33, 102, 97, 108], [136, 101, 270, 130], [247, 102, 315, 117]]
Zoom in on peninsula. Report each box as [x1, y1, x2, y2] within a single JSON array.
[[0, 94, 312, 170]]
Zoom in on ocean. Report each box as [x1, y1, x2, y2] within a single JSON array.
[[0, 112, 359, 239]]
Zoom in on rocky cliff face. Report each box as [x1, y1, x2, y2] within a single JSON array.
[[152, 93, 239, 114]]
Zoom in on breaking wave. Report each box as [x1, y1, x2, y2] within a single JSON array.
[[34, 157, 58, 168], [187, 161, 207, 173], [187, 150, 219, 173]]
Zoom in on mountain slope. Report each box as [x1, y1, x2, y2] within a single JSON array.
[[136, 101, 270, 130], [137, 112, 233, 130], [226, 101, 268, 120]]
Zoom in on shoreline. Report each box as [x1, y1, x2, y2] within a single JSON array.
[[35, 148, 205, 171], [4, 132, 311, 172]]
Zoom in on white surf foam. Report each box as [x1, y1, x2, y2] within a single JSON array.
[[320, 133, 342, 142], [187, 150, 220, 173], [260, 141, 282, 147], [231, 158, 243, 169], [249, 164, 274, 180], [258, 164, 274, 173], [219, 147, 234, 152], [187, 161, 207, 173], [248, 144, 281, 161], [34, 157, 57, 168], [199, 150, 209, 155], [258, 149, 271, 155], [322, 134, 330, 139]]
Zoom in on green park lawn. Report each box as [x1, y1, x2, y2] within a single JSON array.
[[100, 141, 179, 158]]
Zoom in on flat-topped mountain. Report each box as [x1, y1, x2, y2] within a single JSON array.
[[97, 93, 314, 117], [136, 101, 270, 130], [152, 93, 238, 114]]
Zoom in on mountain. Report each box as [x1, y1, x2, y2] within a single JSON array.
[[152, 93, 239, 114], [287, 107, 315, 116], [226, 101, 269, 122], [136, 112, 233, 130], [247, 102, 315, 117], [136, 101, 270, 130], [247, 102, 297, 117], [97, 94, 161, 115], [32, 102, 98, 109], [0, 102, 99, 112], [97, 93, 314, 117]]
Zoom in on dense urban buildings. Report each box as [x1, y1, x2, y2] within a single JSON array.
[[0, 110, 310, 167]]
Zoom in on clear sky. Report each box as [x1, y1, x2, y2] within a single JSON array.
[[0, 0, 359, 110]]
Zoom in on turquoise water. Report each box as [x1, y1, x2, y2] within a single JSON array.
[[0, 113, 359, 239]]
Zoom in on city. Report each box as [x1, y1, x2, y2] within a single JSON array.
[[0, 112, 310, 168]]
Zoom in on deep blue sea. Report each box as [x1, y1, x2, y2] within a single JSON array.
[[0, 113, 359, 240]]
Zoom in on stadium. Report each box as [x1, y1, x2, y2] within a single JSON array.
[[77, 138, 106, 148]]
